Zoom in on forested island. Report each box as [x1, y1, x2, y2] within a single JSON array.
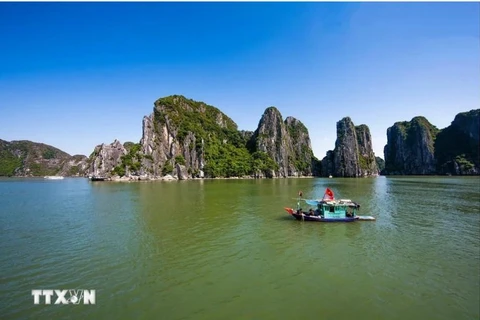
[[1, 95, 478, 179]]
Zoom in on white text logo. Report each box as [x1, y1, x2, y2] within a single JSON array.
[[32, 290, 96, 305]]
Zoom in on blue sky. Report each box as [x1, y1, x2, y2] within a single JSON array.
[[1, 2, 479, 159]]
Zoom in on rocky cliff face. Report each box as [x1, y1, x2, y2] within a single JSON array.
[[86, 95, 318, 179], [239, 130, 254, 143], [311, 156, 322, 176], [321, 151, 334, 177], [137, 95, 237, 178], [355, 125, 378, 176], [86, 95, 240, 179], [434, 109, 479, 175], [375, 157, 385, 173], [251, 107, 291, 177], [58, 155, 89, 176], [321, 118, 379, 177], [383, 117, 439, 175], [332, 117, 359, 177], [0, 139, 88, 177], [88, 140, 127, 177], [285, 116, 315, 176], [249, 107, 317, 177]]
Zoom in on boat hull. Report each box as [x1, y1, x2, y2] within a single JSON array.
[[291, 212, 357, 222], [284, 208, 375, 222]]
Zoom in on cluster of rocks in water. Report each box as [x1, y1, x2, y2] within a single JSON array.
[[1, 95, 478, 179], [88, 95, 328, 180], [84, 95, 387, 180], [84, 102, 480, 180]]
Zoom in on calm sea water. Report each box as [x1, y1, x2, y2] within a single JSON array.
[[0, 176, 479, 320]]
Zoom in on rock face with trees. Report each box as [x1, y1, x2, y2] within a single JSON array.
[[87, 95, 320, 179], [248, 107, 318, 177], [383, 116, 438, 175], [88, 140, 128, 177], [434, 109, 479, 175], [320, 117, 379, 177], [0, 139, 88, 177], [382, 109, 479, 175], [1, 93, 477, 179]]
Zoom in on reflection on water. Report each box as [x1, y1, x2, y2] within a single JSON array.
[[0, 177, 478, 320]]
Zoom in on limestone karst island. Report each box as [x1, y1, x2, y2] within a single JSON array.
[[1, 95, 478, 180]]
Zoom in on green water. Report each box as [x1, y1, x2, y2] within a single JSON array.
[[0, 176, 479, 320]]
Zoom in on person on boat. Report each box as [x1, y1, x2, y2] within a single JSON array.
[[308, 208, 314, 216], [346, 207, 354, 218]]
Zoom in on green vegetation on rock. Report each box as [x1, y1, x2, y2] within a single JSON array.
[[0, 139, 85, 177], [384, 116, 439, 174], [29, 162, 57, 176], [285, 118, 313, 175], [0, 149, 22, 176], [67, 165, 82, 176], [358, 154, 368, 170], [42, 149, 56, 159], [113, 143, 142, 176], [174, 155, 186, 165], [251, 151, 279, 175], [153, 95, 281, 178], [162, 163, 174, 176], [384, 110, 478, 175], [287, 121, 308, 141], [123, 142, 137, 152], [155, 95, 238, 144], [203, 144, 253, 177], [395, 117, 439, 153], [434, 109, 479, 174], [375, 157, 385, 172]]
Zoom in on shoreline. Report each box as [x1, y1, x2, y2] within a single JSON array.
[[1, 174, 478, 181], [106, 175, 318, 182]]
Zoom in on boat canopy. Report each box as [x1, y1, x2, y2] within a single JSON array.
[[297, 188, 360, 208]]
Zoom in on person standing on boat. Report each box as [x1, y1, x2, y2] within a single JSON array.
[[296, 191, 303, 213], [346, 206, 354, 217]]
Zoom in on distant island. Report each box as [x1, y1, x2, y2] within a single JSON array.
[[0, 140, 88, 177], [1, 95, 478, 179]]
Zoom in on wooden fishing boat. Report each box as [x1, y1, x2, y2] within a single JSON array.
[[284, 188, 376, 222]]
